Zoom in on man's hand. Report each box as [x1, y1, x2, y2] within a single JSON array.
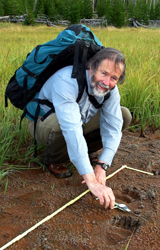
[[82, 172, 115, 209], [94, 164, 106, 186]]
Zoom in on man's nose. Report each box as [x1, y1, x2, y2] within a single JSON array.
[[102, 76, 110, 86]]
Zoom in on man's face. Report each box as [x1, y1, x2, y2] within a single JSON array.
[[89, 59, 124, 97]]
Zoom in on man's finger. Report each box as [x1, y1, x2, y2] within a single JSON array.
[[107, 188, 115, 209], [99, 196, 105, 206], [81, 180, 86, 184], [110, 197, 115, 209], [104, 196, 110, 209]]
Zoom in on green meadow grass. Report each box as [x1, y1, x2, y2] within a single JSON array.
[[0, 23, 160, 184]]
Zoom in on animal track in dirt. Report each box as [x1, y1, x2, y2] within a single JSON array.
[[122, 186, 142, 200], [115, 186, 141, 205], [105, 215, 142, 246], [115, 193, 134, 204], [112, 215, 142, 232]]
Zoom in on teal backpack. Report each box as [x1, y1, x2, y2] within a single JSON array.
[[5, 24, 104, 112]]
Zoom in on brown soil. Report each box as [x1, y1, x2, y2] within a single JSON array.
[[0, 129, 160, 250]]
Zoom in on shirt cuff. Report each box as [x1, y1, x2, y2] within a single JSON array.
[[72, 156, 94, 175], [99, 148, 115, 167]]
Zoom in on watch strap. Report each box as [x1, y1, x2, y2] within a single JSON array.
[[97, 161, 109, 171]]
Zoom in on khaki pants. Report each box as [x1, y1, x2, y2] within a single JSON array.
[[28, 106, 132, 164]]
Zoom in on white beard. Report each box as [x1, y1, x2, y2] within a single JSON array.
[[89, 73, 110, 97]]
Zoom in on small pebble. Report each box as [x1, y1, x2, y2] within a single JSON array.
[[134, 209, 141, 215], [138, 204, 144, 209]]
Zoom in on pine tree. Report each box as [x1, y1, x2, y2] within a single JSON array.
[[56, 0, 68, 19], [105, 0, 112, 25], [13, 0, 23, 15], [3, 0, 22, 15], [47, 0, 57, 21], [155, 2, 160, 20], [3, 0, 12, 15], [150, 0, 155, 20], [23, 0, 35, 25], [18, 0, 26, 14], [133, 0, 143, 22], [96, 0, 107, 17], [35, 0, 45, 16], [111, 0, 125, 28], [0, 0, 4, 15], [33, 0, 38, 12], [142, 0, 149, 24], [127, 0, 134, 19], [96, 0, 112, 24], [67, 0, 81, 24], [83, 0, 93, 19], [24, 11, 35, 25]]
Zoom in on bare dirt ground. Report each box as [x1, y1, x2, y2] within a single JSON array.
[[0, 128, 160, 250]]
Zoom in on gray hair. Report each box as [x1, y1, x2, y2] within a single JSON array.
[[87, 47, 126, 84]]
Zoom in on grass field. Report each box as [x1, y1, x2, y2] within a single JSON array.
[[0, 23, 160, 185]]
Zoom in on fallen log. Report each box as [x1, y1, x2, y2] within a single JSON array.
[[80, 18, 107, 27], [0, 16, 9, 20], [0, 15, 107, 27], [135, 20, 148, 28]]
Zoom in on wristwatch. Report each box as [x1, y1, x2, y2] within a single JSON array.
[[97, 161, 109, 171]]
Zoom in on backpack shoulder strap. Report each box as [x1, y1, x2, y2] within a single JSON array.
[[75, 40, 89, 103]]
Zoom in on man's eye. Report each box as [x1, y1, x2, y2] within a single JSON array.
[[111, 77, 117, 82]]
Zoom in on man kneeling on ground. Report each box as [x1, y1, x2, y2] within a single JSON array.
[[27, 47, 132, 209]]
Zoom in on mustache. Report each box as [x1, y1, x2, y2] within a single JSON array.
[[90, 73, 110, 91], [96, 81, 110, 91]]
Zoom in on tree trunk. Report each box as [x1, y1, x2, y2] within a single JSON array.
[[33, 0, 38, 12]]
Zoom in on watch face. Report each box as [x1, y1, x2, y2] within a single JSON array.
[[103, 164, 108, 170], [97, 162, 109, 171]]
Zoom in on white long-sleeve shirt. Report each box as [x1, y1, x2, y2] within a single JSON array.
[[34, 65, 123, 175]]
